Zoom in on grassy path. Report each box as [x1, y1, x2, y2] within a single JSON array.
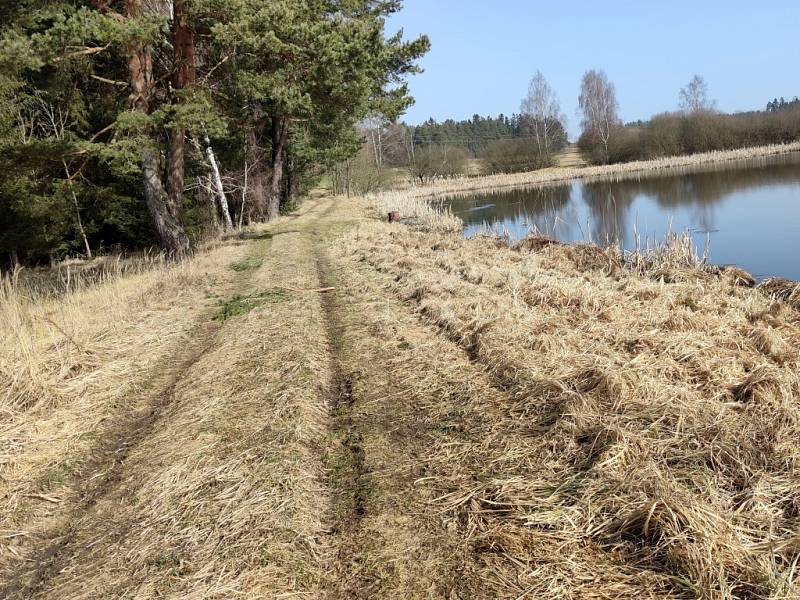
[[1, 195, 512, 598], [4, 193, 798, 598]]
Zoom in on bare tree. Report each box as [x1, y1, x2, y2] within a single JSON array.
[[679, 75, 715, 113], [31, 95, 92, 258], [578, 69, 620, 163], [520, 71, 565, 162], [362, 112, 388, 168]]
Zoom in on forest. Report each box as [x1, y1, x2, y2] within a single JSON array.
[[2, 3, 799, 266], [0, 0, 428, 265]]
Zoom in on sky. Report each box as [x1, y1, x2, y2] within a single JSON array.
[[386, 0, 800, 137]]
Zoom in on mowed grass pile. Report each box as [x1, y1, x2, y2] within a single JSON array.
[[338, 195, 800, 599]]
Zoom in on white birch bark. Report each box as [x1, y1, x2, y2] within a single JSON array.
[[202, 133, 233, 230]]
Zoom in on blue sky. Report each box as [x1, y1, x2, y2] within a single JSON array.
[[387, 1, 800, 136]]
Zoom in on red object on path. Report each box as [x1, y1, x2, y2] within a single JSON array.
[[388, 211, 401, 223]]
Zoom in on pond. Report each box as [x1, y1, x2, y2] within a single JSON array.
[[447, 152, 800, 280]]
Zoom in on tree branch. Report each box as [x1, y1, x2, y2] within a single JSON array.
[[52, 45, 110, 63], [90, 74, 128, 87]]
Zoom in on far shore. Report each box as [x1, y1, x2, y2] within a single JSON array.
[[405, 141, 800, 200]]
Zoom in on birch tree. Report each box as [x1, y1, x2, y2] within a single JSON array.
[[520, 71, 565, 163], [679, 75, 714, 113], [578, 69, 620, 164]]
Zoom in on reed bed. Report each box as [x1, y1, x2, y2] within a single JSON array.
[[337, 195, 800, 598], [394, 142, 800, 200], [371, 189, 462, 232]]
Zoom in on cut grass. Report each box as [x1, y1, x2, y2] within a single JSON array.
[[0, 202, 335, 598], [4, 190, 798, 599], [213, 289, 288, 321], [0, 239, 250, 584], [336, 194, 800, 599]]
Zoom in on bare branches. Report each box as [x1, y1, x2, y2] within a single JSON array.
[[579, 69, 620, 163], [521, 71, 565, 161], [51, 45, 111, 64], [679, 75, 715, 114]]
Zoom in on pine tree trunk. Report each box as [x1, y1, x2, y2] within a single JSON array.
[[123, 0, 190, 251], [165, 0, 196, 216], [246, 128, 268, 220], [286, 153, 300, 206], [166, 129, 184, 218], [267, 116, 288, 221], [141, 149, 190, 253]]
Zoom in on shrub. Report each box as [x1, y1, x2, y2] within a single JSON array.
[[580, 106, 800, 164], [408, 145, 468, 183], [482, 138, 551, 174]]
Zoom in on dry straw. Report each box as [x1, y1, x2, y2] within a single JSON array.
[[395, 141, 800, 200], [346, 172, 800, 598]]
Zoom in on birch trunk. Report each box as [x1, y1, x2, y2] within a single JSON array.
[[203, 133, 233, 230], [62, 160, 92, 258]]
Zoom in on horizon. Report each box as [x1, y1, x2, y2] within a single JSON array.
[[387, 0, 800, 135]]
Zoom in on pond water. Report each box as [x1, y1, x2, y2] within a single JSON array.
[[447, 152, 800, 280]]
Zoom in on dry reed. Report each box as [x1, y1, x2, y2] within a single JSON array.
[[336, 192, 800, 599], [393, 141, 800, 200]]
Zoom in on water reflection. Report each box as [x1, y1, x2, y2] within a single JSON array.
[[448, 152, 800, 280]]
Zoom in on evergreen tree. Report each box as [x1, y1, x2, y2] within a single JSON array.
[[0, 0, 428, 262]]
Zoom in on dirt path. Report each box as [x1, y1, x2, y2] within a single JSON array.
[[2, 195, 540, 598]]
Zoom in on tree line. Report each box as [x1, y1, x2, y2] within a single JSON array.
[[766, 97, 800, 113], [577, 72, 800, 164], [351, 70, 568, 188], [354, 69, 799, 189], [0, 0, 429, 265]]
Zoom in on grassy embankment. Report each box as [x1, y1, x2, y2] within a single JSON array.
[[405, 140, 800, 199], [359, 186, 800, 598], [1, 157, 800, 598]]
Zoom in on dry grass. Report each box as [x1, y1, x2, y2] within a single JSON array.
[[371, 189, 462, 232], [0, 204, 335, 597], [335, 194, 800, 599], [0, 241, 248, 575], [3, 189, 798, 598], [393, 142, 800, 200]]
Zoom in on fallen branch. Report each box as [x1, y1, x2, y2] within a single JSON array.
[[52, 44, 110, 63], [279, 286, 336, 294]]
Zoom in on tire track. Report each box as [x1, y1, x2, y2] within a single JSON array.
[[0, 236, 273, 598]]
